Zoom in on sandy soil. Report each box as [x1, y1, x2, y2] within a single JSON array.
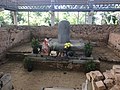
[[0, 61, 119, 90], [0, 61, 86, 90], [100, 61, 120, 72], [1, 44, 120, 90], [93, 46, 120, 62]]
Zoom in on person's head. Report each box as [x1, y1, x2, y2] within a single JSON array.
[[44, 38, 48, 43]]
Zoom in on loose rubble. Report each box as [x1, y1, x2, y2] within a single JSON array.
[[86, 65, 120, 90]]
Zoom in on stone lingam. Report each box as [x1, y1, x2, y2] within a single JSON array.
[[49, 20, 85, 51]]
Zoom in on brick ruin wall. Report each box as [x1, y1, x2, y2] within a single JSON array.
[[0, 25, 120, 59], [0, 27, 30, 59], [30, 25, 120, 42], [108, 33, 120, 57]]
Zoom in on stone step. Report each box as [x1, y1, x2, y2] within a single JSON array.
[[6, 53, 26, 61], [43, 87, 79, 90], [22, 55, 100, 71]]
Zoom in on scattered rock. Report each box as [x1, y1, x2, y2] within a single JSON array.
[[104, 79, 114, 89], [95, 80, 106, 90], [0, 72, 4, 78], [115, 74, 120, 85], [90, 71, 104, 81], [110, 68, 120, 76], [103, 70, 115, 80], [110, 85, 120, 90], [113, 65, 120, 70], [86, 65, 120, 90]]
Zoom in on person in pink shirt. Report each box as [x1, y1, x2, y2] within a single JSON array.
[[42, 38, 49, 54]]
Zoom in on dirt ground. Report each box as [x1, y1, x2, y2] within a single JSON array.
[[93, 46, 120, 62], [0, 60, 119, 90], [0, 61, 86, 90], [1, 44, 120, 90]]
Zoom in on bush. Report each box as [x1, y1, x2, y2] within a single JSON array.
[[31, 38, 39, 54], [23, 57, 33, 72], [23, 57, 29, 69], [31, 38, 39, 48], [84, 43, 93, 57], [84, 60, 96, 73]]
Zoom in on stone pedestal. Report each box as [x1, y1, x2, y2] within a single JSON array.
[[0, 74, 13, 90], [58, 20, 70, 44]]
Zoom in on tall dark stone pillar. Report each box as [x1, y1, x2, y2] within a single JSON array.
[[58, 20, 70, 44]]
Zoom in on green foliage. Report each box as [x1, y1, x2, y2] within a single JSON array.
[[31, 38, 39, 48], [84, 43, 93, 57], [112, 16, 118, 24], [45, 17, 50, 23], [85, 60, 96, 73], [17, 12, 25, 23], [23, 57, 33, 69], [101, 12, 118, 25], [0, 11, 12, 25], [0, 16, 4, 21], [0, 16, 4, 25], [107, 15, 118, 24], [63, 12, 70, 20], [92, 16, 96, 24], [0, 11, 87, 25], [10, 11, 14, 24], [55, 18, 59, 24], [1, 11, 120, 25], [107, 15, 111, 23], [35, 12, 42, 16]]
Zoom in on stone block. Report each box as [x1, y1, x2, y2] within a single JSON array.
[[90, 71, 104, 81], [110, 85, 120, 90], [86, 73, 91, 81], [114, 69, 120, 74], [109, 33, 120, 50], [113, 65, 120, 70], [91, 80, 95, 90], [111, 69, 115, 76], [0, 73, 12, 90], [104, 79, 114, 89], [95, 80, 106, 90], [103, 71, 115, 80], [115, 74, 120, 85], [0, 72, 4, 78], [111, 69, 120, 76]]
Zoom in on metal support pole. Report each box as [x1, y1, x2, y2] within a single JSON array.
[[50, 0, 55, 26], [28, 11, 30, 25], [77, 12, 79, 24], [13, 11, 17, 25], [57, 12, 59, 23], [51, 11, 55, 26]]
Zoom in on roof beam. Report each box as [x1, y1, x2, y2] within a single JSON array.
[[1, 0, 120, 12]]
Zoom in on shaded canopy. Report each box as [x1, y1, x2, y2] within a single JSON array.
[[0, 0, 120, 12]]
